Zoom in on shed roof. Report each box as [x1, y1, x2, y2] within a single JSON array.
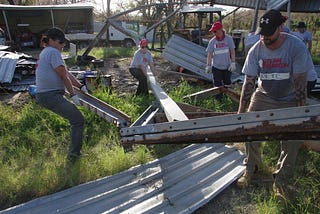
[[0, 3, 93, 10], [207, 0, 320, 13]]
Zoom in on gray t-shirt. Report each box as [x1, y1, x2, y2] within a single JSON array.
[[242, 33, 312, 101], [130, 49, 153, 68], [292, 31, 312, 44], [206, 34, 235, 70], [36, 46, 65, 93]]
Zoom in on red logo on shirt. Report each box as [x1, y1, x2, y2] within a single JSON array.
[[215, 43, 227, 48], [143, 57, 148, 63], [261, 58, 289, 69]]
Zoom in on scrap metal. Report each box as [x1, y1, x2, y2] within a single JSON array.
[[74, 88, 131, 128], [162, 35, 244, 82], [0, 143, 245, 214], [183, 86, 240, 102], [121, 104, 320, 145], [146, 66, 188, 122]]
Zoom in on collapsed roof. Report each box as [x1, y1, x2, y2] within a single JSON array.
[[209, 0, 320, 13]]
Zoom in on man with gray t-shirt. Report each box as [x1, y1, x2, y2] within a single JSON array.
[[236, 10, 313, 201]]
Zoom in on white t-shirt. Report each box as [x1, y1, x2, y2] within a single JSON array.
[[130, 49, 153, 68]]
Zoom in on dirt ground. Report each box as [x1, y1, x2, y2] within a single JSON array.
[[101, 56, 207, 95]]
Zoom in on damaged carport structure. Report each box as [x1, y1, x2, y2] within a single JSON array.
[[121, 104, 320, 145], [1, 69, 248, 214], [2, 2, 320, 213], [121, 67, 320, 146]]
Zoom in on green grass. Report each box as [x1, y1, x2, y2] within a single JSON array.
[[0, 99, 155, 208]]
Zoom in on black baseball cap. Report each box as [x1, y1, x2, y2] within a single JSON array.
[[255, 10, 287, 36], [297, 22, 307, 28], [46, 27, 69, 43]]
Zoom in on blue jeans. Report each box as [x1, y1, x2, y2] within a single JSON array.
[[35, 90, 85, 157]]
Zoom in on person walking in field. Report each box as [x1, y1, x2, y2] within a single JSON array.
[[293, 21, 312, 52], [205, 21, 236, 88], [288, 23, 317, 97], [35, 27, 88, 161], [236, 10, 313, 201], [129, 39, 156, 95]]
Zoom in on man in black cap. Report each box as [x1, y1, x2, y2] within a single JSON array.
[[236, 9, 313, 201]]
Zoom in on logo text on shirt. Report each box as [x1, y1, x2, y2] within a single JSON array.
[[259, 58, 289, 69]]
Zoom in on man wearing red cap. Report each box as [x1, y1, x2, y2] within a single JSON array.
[[129, 39, 156, 95], [236, 9, 313, 200], [205, 21, 236, 90]]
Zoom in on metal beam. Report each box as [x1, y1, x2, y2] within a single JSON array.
[[74, 88, 131, 128], [130, 101, 161, 127], [121, 104, 320, 144], [147, 66, 188, 122], [82, 2, 183, 58], [183, 86, 240, 102], [153, 102, 234, 123]]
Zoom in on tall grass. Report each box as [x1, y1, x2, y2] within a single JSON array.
[[0, 94, 155, 209]]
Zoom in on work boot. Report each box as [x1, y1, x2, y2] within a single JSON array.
[[236, 171, 252, 189]]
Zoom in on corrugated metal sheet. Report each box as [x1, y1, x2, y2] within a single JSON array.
[[1, 76, 35, 92], [212, 0, 266, 9], [0, 3, 93, 10], [0, 51, 19, 83], [210, 0, 320, 12], [162, 34, 211, 81], [162, 35, 243, 83], [1, 143, 245, 214], [267, 0, 289, 10]]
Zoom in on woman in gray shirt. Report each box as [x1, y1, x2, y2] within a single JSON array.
[[35, 27, 88, 161]]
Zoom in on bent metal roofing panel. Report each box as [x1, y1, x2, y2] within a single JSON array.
[[1, 144, 245, 214], [208, 0, 320, 12]]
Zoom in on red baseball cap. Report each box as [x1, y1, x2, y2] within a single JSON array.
[[209, 21, 223, 32], [139, 39, 148, 48]]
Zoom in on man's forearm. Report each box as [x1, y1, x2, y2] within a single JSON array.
[[238, 75, 255, 113], [293, 72, 307, 106]]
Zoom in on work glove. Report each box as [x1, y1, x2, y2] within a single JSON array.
[[70, 94, 81, 106], [228, 62, 236, 72], [80, 84, 88, 93], [205, 65, 212, 74]]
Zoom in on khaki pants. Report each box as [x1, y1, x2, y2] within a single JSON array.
[[244, 91, 303, 185]]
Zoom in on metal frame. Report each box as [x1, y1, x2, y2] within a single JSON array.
[[121, 104, 320, 144], [147, 66, 188, 122], [74, 88, 131, 128]]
